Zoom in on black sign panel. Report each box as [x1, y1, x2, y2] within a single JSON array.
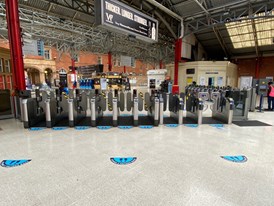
[[95, 0, 158, 43]]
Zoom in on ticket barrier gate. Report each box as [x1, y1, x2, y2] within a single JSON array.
[[159, 92, 184, 125], [45, 89, 70, 128], [22, 89, 48, 128], [185, 91, 205, 125], [211, 91, 234, 124], [137, 91, 160, 126], [68, 89, 92, 127], [227, 89, 251, 121], [116, 90, 138, 126], [90, 90, 115, 127]]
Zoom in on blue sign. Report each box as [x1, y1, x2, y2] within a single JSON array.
[[37, 40, 44, 56], [184, 124, 198, 128], [29, 127, 46, 131], [52, 127, 68, 131], [139, 125, 153, 129], [97, 126, 112, 130], [1, 159, 31, 168], [221, 155, 247, 163], [118, 126, 133, 129], [110, 157, 137, 165], [165, 124, 179, 128], [138, 114, 146, 116], [75, 126, 91, 130]]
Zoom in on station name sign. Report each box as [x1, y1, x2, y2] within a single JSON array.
[[95, 0, 158, 43]]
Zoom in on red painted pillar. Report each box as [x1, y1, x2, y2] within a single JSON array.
[[255, 58, 260, 78], [159, 60, 163, 69], [174, 38, 182, 86], [108, 52, 112, 72], [124, 66, 126, 73], [5, 0, 25, 91], [71, 58, 76, 89]]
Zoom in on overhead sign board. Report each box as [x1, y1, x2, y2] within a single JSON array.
[[22, 40, 38, 56], [95, 0, 158, 43]]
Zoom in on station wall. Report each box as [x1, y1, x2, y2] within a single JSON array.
[[235, 57, 274, 79]]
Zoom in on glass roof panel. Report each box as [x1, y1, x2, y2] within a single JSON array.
[[225, 11, 274, 49]]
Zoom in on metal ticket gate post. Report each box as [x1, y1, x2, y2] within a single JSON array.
[[211, 91, 234, 124], [22, 89, 48, 128], [45, 89, 69, 128], [186, 92, 204, 125]]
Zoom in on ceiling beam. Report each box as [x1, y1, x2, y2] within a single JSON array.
[[212, 26, 230, 57], [193, 0, 209, 14], [143, 1, 177, 39], [251, 19, 259, 57]]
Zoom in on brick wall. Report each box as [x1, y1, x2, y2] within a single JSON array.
[[236, 56, 274, 78]]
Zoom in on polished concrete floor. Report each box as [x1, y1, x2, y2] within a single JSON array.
[[0, 110, 274, 206]]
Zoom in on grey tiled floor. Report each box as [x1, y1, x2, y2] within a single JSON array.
[[0, 111, 274, 206]]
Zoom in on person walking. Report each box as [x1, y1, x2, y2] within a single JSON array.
[[268, 82, 274, 111]]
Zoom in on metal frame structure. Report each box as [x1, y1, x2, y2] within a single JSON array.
[[0, 2, 175, 64]]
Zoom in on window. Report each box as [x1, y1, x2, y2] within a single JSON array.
[[44, 49, 51, 60], [131, 57, 136, 68], [0, 58, 3, 72], [98, 56, 102, 64], [114, 55, 121, 67], [5, 60, 10, 73]]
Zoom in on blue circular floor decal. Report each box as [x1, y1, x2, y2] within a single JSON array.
[[97, 126, 112, 130], [75, 126, 91, 130], [221, 155, 247, 163], [165, 124, 179, 128], [52, 127, 68, 131], [1, 159, 31, 168], [139, 125, 153, 129], [184, 124, 198, 128], [210, 124, 224, 128], [29, 127, 46, 131], [110, 157, 137, 165], [118, 126, 133, 130]]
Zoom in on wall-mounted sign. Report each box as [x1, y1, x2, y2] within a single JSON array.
[[95, 0, 158, 43], [22, 40, 38, 56], [205, 72, 219, 74]]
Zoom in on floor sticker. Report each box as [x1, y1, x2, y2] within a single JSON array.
[[75, 126, 91, 130], [29, 127, 46, 131], [1, 159, 31, 168], [210, 124, 224, 128], [52, 127, 68, 131], [221, 155, 247, 163], [97, 126, 112, 130], [139, 125, 153, 129], [184, 124, 198, 128], [110, 157, 137, 165], [118, 126, 133, 129], [165, 124, 179, 128]]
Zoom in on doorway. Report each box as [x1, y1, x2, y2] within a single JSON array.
[[45, 68, 53, 86], [208, 77, 215, 86]]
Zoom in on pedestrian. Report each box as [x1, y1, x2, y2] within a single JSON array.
[[268, 82, 274, 111]]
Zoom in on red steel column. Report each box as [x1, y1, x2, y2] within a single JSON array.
[[5, 1, 17, 91], [174, 38, 182, 85], [5, 0, 25, 91], [123, 66, 126, 73], [159, 60, 163, 69], [108, 52, 112, 72]]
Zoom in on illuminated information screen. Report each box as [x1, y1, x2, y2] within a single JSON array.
[[95, 0, 158, 43]]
